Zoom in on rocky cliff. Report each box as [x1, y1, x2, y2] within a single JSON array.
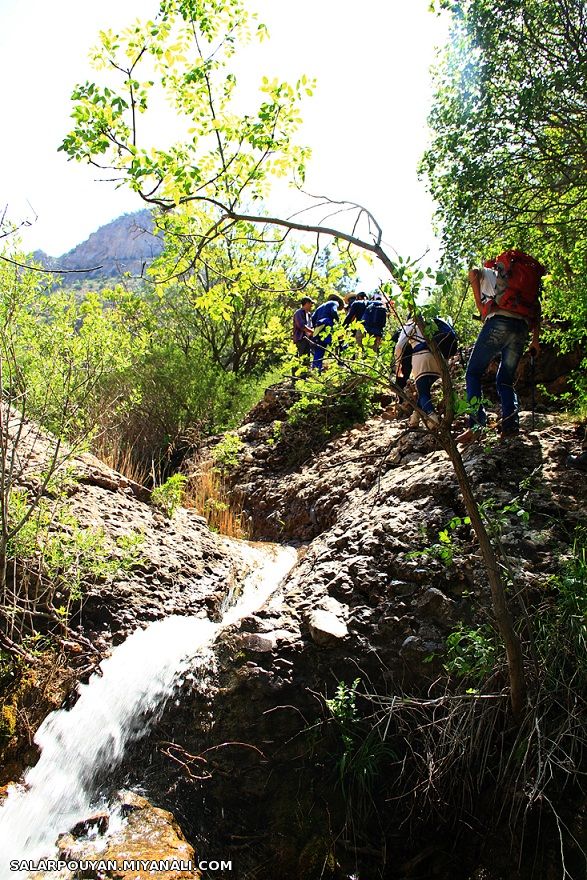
[[139, 390, 584, 880], [33, 210, 163, 283]]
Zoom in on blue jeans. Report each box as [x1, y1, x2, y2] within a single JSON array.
[[312, 327, 333, 372], [415, 374, 438, 414], [466, 316, 528, 430]]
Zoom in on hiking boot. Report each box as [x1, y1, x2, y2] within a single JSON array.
[[567, 451, 587, 472], [408, 411, 420, 428]]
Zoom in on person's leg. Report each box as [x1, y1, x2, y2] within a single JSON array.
[[415, 374, 436, 414], [311, 331, 331, 372], [465, 318, 513, 427], [312, 341, 325, 371], [495, 320, 528, 431], [294, 338, 311, 378]]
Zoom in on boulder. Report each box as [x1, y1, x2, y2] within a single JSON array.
[[55, 792, 199, 880]]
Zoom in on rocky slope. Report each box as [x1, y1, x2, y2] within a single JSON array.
[[0, 408, 240, 784], [140, 393, 587, 879], [2, 397, 586, 879]]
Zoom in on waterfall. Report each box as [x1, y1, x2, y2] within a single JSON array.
[[0, 542, 296, 876]]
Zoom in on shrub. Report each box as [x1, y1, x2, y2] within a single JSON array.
[[212, 431, 243, 471], [281, 364, 377, 464], [151, 474, 188, 518], [445, 623, 499, 684]]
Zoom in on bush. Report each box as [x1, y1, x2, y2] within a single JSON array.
[[280, 363, 377, 464], [211, 431, 243, 471], [445, 623, 498, 684], [535, 529, 587, 686], [151, 474, 188, 518], [3, 484, 144, 638]]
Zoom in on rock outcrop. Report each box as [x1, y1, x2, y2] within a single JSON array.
[[27, 792, 198, 880], [2, 409, 238, 645], [37, 210, 164, 283], [139, 399, 587, 879], [0, 409, 243, 784]]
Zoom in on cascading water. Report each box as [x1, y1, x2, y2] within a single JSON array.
[[0, 542, 297, 877]]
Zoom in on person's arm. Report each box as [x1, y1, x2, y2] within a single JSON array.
[[468, 268, 484, 316], [343, 302, 357, 327]]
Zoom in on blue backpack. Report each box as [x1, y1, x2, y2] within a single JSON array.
[[312, 300, 338, 328], [363, 303, 387, 336], [433, 317, 458, 359], [411, 317, 458, 358]]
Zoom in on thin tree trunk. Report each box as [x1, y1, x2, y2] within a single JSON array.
[[440, 428, 527, 721]]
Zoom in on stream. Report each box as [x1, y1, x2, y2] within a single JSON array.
[[0, 540, 297, 879]]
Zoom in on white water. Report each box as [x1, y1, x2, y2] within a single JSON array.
[[0, 542, 296, 876]]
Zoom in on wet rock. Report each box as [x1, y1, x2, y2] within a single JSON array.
[[236, 631, 277, 653], [69, 811, 110, 838], [56, 792, 198, 880]]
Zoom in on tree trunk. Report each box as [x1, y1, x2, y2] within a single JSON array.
[[440, 428, 527, 721]]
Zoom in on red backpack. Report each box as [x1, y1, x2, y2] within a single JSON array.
[[482, 249, 546, 326]]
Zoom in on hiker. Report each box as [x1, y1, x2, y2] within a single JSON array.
[[362, 291, 388, 349], [458, 250, 545, 444], [292, 296, 315, 360], [311, 294, 344, 372], [394, 319, 440, 428], [394, 316, 457, 428], [343, 291, 368, 344]]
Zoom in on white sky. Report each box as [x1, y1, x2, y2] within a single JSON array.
[[0, 0, 449, 275]]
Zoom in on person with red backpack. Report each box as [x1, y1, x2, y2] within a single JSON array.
[[457, 250, 545, 444]]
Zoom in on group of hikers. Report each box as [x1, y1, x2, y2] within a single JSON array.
[[293, 289, 389, 372], [292, 249, 547, 444]]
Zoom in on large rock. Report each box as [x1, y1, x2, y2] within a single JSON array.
[[2, 406, 237, 643], [27, 792, 199, 880]]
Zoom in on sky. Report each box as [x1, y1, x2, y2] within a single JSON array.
[[0, 0, 449, 279]]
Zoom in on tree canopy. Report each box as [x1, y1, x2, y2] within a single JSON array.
[[422, 0, 587, 356]]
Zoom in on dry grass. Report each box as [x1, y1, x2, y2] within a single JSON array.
[[91, 435, 150, 486], [91, 437, 248, 538], [184, 458, 249, 539]]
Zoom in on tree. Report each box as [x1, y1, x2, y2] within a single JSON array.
[[0, 246, 118, 656], [421, 0, 587, 356], [149, 211, 352, 376], [60, 0, 527, 718]]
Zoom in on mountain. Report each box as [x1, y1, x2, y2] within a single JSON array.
[[44, 209, 165, 284]]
